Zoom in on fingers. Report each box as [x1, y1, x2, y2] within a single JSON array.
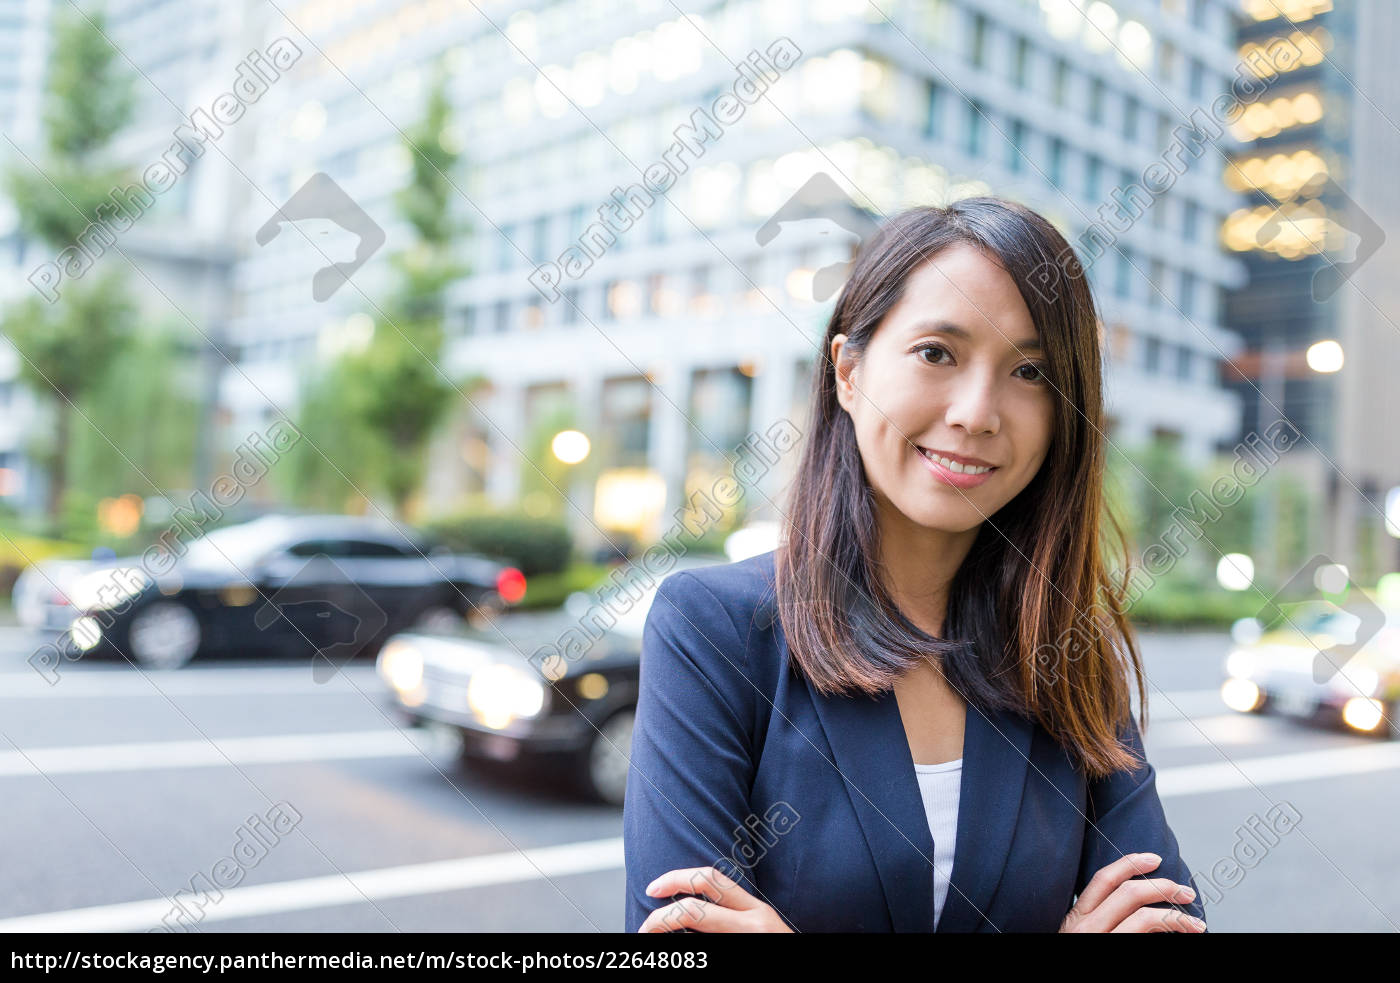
[[1111, 906, 1208, 934], [1081, 877, 1198, 932], [1072, 852, 1162, 915], [644, 866, 760, 911], [637, 897, 747, 933]]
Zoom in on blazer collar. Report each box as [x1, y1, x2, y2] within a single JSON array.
[[806, 675, 1035, 933]]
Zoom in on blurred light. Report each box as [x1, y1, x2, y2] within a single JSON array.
[[1306, 339, 1344, 373], [1385, 491, 1400, 540], [97, 494, 144, 538], [495, 567, 527, 604], [1315, 562, 1350, 595], [467, 663, 545, 728], [1084, 2, 1118, 52], [1244, 0, 1332, 24], [551, 429, 590, 464], [1231, 617, 1264, 646], [1217, 553, 1255, 591], [1117, 20, 1153, 69], [380, 640, 424, 694], [725, 522, 781, 561], [1226, 648, 1256, 679], [738, 359, 761, 378], [594, 468, 666, 536], [1221, 677, 1263, 712], [607, 280, 641, 319], [577, 673, 609, 700], [70, 616, 102, 652], [1342, 697, 1384, 732]]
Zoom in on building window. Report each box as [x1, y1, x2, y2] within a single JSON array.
[[1179, 270, 1196, 316], [1143, 336, 1162, 374], [498, 222, 516, 272], [925, 81, 943, 138], [1116, 247, 1132, 298], [965, 100, 985, 156], [1122, 97, 1138, 142], [970, 13, 988, 69], [1089, 78, 1105, 125], [1013, 36, 1030, 89], [1148, 259, 1165, 307], [532, 215, 549, 262], [1008, 119, 1027, 173], [1183, 200, 1199, 241], [1049, 137, 1065, 187], [1189, 59, 1205, 100], [1085, 155, 1101, 201], [562, 287, 580, 324], [1175, 344, 1193, 381], [493, 299, 511, 333], [1052, 57, 1068, 107]]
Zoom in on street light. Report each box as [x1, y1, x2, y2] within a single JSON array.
[[551, 429, 590, 465], [1305, 339, 1344, 373]]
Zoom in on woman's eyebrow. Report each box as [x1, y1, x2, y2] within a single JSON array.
[[908, 318, 1043, 352]]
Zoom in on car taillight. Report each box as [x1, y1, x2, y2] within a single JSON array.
[[496, 567, 526, 604]]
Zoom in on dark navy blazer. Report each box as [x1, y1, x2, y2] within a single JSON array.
[[622, 550, 1205, 932]]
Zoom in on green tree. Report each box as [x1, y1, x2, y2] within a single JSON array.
[[1, 6, 138, 527], [289, 62, 465, 518]]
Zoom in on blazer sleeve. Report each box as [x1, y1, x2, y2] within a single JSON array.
[[622, 569, 760, 933], [1074, 713, 1207, 928]]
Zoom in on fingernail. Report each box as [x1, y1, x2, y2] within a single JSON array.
[[1190, 916, 1207, 931], [1138, 853, 1161, 865], [1177, 886, 1196, 902]]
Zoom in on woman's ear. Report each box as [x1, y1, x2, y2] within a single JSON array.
[[831, 333, 856, 412]]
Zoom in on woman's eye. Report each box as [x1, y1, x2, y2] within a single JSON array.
[[1016, 363, 1048, 382], [916, 344, 950, 365]]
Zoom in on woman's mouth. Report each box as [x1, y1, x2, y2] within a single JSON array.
[[916, 446, 999, 489]]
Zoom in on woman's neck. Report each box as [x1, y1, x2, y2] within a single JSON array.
[[873, 499, 980, 638]]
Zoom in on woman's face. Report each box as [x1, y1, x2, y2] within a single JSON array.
[[832, 242, 1055, 540]]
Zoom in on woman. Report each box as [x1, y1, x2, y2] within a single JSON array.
[[622, 197, 1206, 933]]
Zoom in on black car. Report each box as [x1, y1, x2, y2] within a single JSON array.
[[62, 514, 525, 671], [376, 556, 720, 805]]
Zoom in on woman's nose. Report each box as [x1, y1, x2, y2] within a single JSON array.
[[943, 371, 1000, 436]]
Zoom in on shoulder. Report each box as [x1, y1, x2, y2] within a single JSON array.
[[646, 550, 780, 667]]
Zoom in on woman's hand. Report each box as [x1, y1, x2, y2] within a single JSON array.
[[1060, 853, 1207, 933], [637, 866, 793, 933]]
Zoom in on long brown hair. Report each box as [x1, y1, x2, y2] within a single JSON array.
[[775, 195, 1147, 779]]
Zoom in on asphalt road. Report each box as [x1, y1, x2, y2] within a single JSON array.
[[0, 623, 1394, 934]]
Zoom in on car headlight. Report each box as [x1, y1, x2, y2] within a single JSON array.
[[1225, 649, 1255, 679], [467, 663, 546, 729], [379, 640, 424, 694], [68, 567, 151, 612]]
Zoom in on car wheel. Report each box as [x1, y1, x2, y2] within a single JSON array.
[[127, 601, 201, 670], [413, 605, 464, 635], [582, 707, 635, 806]]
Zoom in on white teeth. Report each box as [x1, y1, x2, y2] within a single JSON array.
[[921, 449, 992, 475]]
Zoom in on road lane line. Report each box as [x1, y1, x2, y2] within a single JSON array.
[[0, 836, 625, 933], [0, 668, 381, 698], [1157, 741, 1400, 798], [0, 729, 428, 776]]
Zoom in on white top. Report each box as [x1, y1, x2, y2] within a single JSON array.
[[913, 758, 963, 930]]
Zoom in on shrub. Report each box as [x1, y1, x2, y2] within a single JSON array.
[[422, 512, 572, 577]]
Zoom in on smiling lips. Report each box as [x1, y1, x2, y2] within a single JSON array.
[[916, 446, 999, 489]]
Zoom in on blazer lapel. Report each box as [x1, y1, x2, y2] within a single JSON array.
[[934, 704, 1035, 933], [806, 680, 936, 933]]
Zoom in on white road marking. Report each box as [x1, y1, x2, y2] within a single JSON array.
[[1157, 741, 1400, 798], [1143, 713, 1274, 750], [0, 667, 382, 698], [0, 836, 625, 933], [0, 729, 431, 777]]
